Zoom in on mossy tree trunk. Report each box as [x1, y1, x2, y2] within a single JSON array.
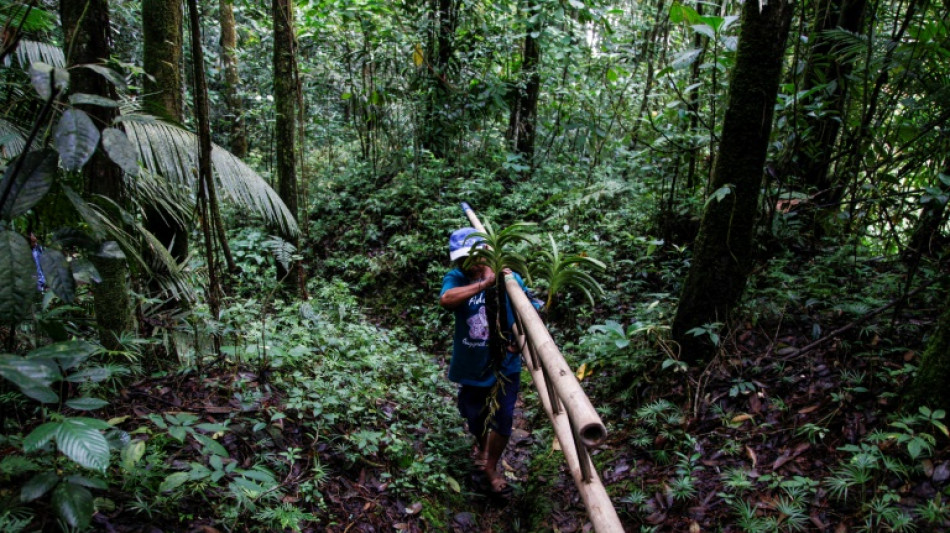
[[220, 0, 247, 158], [61, 0, 134, 352], [671, 0, 793, 363], [273, 0, 302, 292], [909, 290, 950, 413], [143, 0, 189, 266]]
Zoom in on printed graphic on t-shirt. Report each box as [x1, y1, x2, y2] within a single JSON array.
[[467, 306, 488, 341]]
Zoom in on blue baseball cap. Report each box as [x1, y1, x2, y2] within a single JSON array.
[[449, 227, 485, 261]]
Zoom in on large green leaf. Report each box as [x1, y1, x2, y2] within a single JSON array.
[[20, 471, 59, 502], [29, 62, 68, 100], [22, 422, 60, 452], [0, 230, 35, 323], [39, 249, 75, 303], [0, 149, 57, 220], [29, 340, 97, 371], [55, 418, 110, 471], [0, 353, 61, 388], [101, 128, 139, 176], [65, 397, 109, 411], [54, 109, 99, 172], [51, 481, 94, 528]]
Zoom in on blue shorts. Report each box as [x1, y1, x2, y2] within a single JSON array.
[[457, 373, 520, 437]]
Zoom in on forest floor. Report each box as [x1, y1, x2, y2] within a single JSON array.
[[84, 316, 949, 532]]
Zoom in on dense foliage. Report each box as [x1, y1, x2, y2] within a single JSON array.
[[0, 0, 948, 530]]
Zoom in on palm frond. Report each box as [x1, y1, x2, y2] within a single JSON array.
[[121, 115, 299, 237], [0, 118, 27, 158], [14, 40, 65, 68], [63, 185, 195, 302], [127, 168, 192, 229]]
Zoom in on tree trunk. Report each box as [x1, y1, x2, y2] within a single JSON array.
[[142, 0, 189, 265], [60, 0, 133, 351], [273, 0, 300, 288], [186, 0, 222, 357], [421, 0, 455, 159], [506, 0, 541, 175], [909, 289, 950, 413], [219, 0, 247, 158], [671, 0, 794, 363], [780, 0, 867, 200]]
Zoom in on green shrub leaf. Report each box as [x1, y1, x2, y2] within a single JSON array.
[[65, 397, 109, 411], [159, 471, 190, 493], [39, 249, 75, 303], [120, 440, 145, 471], [64, 475, 108, 489], [0, 149, 57, 220], [54, 109, 100, 172], [29, 62, 68, 100], [55, 418, 110, 471], [101, 128, 139, 176], [0, 230, 35, 323], [23, 422, 60, 452], [20, 471, 59, 502], [29, 340, 97, 371], [51, 481, 94, 528]]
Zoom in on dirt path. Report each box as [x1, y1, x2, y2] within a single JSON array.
[[445, 394, 592, 532]]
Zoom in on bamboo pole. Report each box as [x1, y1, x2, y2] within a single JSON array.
[[506, 274, 607, 446], [457, 202, 621, 529], [518, 331, 624, 533]]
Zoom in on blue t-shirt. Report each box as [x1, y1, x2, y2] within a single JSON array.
[[440, 269, 533, 386]]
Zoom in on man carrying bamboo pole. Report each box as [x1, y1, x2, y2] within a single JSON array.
[[439, 227, 537, 494]]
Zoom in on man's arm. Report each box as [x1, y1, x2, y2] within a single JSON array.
[[439, 270, 497, 309]]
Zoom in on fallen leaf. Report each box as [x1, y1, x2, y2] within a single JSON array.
[[772, 451, 792, 471], [798, 405, 819, 415], [405, 502, 423, 515], [689, 520, 701, 533], [731, 413, 754, 424], [746, 445, 757, 469]]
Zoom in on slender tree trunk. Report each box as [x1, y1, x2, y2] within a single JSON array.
[[142, 0, 189, 266], [60, 0, 133, 351], [186, 0, 221, 357], [506, 0, 541, 176], [273, 0, 301, 290], [780, 0, 867, 200], [671, 0, 794, 363], [421, 0, 455, 158], [220, 0, 247, 158]]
